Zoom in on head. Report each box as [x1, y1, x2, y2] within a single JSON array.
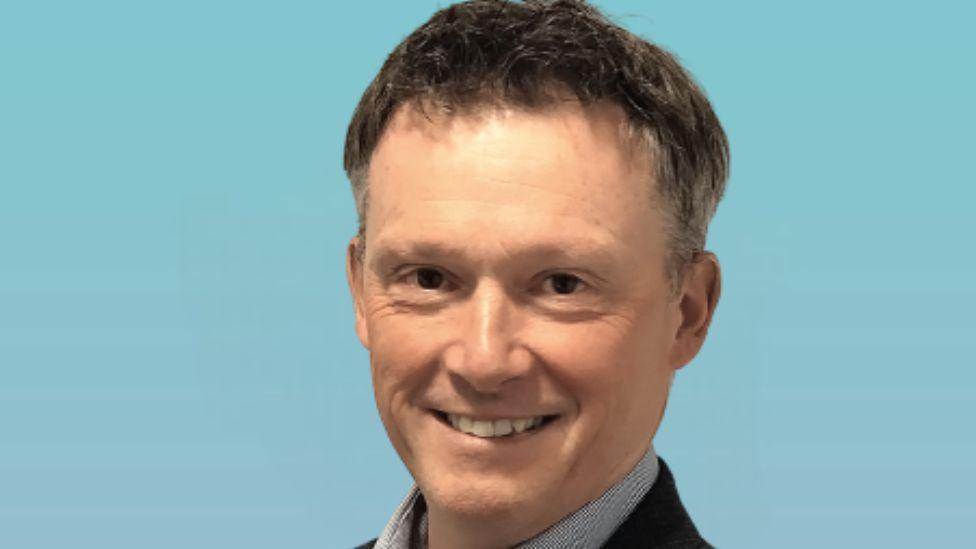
[[344, 0, 727, 544]]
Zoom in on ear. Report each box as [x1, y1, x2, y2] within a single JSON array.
[[346, 236, 370, 349], [668, 251, 721, 369]]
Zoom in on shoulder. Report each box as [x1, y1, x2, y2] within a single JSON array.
[[603, 458, 714, 548]]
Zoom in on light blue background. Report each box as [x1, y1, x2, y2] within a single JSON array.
[[1, 1, 974, 547]]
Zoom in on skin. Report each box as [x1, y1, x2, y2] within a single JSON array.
[[346, 101, 720, 548]]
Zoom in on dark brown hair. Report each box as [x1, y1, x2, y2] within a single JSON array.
[[344, 0, 728, 287]]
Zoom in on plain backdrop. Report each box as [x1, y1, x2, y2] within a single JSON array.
[[1, 1, 974, 547]]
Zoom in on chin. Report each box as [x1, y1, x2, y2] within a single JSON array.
[[421, 470, 543, 518]]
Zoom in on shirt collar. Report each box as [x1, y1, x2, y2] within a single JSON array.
[[372, 443, 659, 549]]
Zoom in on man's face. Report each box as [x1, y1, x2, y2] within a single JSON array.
[[347, 102, 710, 537]]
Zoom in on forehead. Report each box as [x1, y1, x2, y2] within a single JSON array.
[[365, 102, 663, 262]]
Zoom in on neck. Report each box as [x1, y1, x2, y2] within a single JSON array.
[[426, 505, 543, 549]]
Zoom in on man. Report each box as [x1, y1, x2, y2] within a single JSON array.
[[343, 1, 727, 547]]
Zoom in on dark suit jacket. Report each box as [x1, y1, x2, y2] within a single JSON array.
[[356, 458, 712, 548]]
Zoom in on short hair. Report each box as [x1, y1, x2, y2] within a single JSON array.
[[343, 0, 729, 290]]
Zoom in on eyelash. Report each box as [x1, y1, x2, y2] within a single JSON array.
[[394, 267, 589, 296], [408, 267, 452, 290], [540, 272, 585, 295]]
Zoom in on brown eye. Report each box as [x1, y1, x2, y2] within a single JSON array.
[[415, 268, 445, 289], [548, 273, 581, 294]]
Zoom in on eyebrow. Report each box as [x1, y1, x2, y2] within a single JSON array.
[[369, 237, 620, 274]]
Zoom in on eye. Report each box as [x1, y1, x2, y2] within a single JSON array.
[[414, 267, 446, 290], [546, 273, 582, 295]]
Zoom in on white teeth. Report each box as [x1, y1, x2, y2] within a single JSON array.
[[472, 420, 493, 437], [493, 419, 513, 436], [446, 413, 548, 438]]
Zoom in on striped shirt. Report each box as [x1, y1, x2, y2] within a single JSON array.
[[372, 444, 659, 549]]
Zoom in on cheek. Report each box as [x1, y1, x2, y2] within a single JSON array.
[[526, 314, 672, 412], [367, 312, 450, 400], [366, 314, 448, 456]]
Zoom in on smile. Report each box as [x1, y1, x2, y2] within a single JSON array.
[[435, 412, 558, 439]]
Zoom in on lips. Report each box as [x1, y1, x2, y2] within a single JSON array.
[[433, 411, 558, 438]]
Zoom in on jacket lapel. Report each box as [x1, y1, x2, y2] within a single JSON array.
[[602, 458, 713, 548]]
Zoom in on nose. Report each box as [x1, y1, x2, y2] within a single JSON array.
[[444, 280, 532, 394]]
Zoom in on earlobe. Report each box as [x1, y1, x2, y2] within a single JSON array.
[[669, 252, 721, 369], [346, 236, 370, 349]]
